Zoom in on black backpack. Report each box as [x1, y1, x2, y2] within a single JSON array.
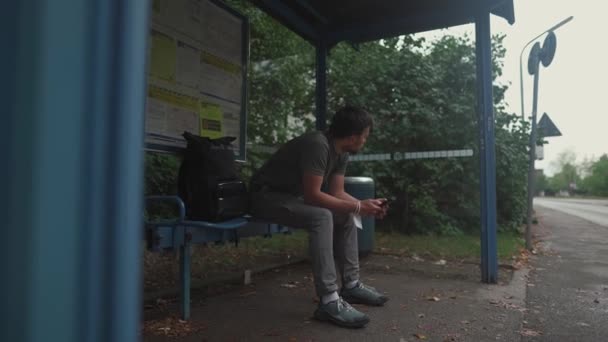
[[178, 131, 248, 221]]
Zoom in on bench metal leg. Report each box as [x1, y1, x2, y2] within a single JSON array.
[[179, 241, 191, 320]]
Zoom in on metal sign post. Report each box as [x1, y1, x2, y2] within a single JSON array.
[[525, 30, 560, 250]]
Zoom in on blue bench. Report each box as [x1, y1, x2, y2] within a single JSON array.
[[144, 195, 288, 319]]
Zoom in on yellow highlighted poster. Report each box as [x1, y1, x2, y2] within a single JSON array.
[[146, 85, 199, 138], [150, 30, 177, 82], [148, 85, 198, 111], [199, 101, 223, 138], [145, 0, 247, 160]]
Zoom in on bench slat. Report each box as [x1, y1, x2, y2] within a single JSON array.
[[181, 217, 248, 229]]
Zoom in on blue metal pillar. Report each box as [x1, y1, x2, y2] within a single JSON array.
[[475, 10, 498, 283], [315, 40, 328, 130], [1, 0, 149, 341], [180, 238, 192, 319], [1, 3, 25, 341]]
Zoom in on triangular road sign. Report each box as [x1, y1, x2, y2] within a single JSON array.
[[537, 113, 562, 138]]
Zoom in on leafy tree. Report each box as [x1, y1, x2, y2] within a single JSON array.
[[551, 149, 577, 171], [322, 34, 528, 234], [582, 155, 608, 196], [549, 162, 581, 194], [535, 170, 549, 195]]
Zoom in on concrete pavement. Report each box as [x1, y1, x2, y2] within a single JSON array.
[[143, 254, 527, 342], [522, 205, 608, 341]]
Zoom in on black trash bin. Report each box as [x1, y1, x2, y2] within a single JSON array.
[[344, 177, 375, 256]]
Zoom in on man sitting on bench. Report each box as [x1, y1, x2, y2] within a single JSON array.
[[250, 105, 389, 328]]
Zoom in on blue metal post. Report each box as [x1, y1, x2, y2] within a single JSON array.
[[180, 237, 192, 320], [1, 3, 25, 341], [475, 10, 498, 283], [315, 40, 328, 131], [1, 0, 149, 341]]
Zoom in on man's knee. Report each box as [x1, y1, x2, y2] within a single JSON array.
[[334, 212, 356, 228], [312, 208, 334, 227]]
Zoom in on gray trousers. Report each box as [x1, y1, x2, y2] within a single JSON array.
[[250, 190, 360, 297]]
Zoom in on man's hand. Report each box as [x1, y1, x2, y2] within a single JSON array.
[[358, 198, 389, 219], [359, 199, 385, 217], [377, 198, 389, 219]]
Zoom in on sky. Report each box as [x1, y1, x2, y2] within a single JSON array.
[[423, 0, 607, 175]]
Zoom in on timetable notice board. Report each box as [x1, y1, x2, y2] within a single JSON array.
[[145, 0, 248, 160]]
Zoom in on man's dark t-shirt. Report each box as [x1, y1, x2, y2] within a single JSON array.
[[251, 131, 348, 196]]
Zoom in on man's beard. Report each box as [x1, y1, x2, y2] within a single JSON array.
[[346, 146, 362, 154]]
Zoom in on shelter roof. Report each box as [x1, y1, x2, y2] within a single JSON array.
[[250, 0, 514, 46]]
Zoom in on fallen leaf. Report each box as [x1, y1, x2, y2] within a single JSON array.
[[443, 334, 460, 342], [520, 329, 542, 337], [143, 316, 205, 337], [414, 333, 428, 340]]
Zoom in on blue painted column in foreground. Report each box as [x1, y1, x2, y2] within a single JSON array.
[[315, 40, 328, 130], [475, 10, 498, 283], [1, 1, 149, 341]]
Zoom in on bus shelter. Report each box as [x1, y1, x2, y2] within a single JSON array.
[[2, 0, 514, 341]]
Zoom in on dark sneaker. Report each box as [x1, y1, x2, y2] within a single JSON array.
[[313, 297, 370, 328], [341, 282, 388, 306]]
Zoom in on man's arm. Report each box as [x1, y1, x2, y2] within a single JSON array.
[[328, 174, 358, 202], [302, 173, 358, 214]]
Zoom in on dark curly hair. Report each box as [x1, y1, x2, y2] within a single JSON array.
[[327, 106, 373, 139]]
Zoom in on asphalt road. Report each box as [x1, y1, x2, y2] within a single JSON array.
[[534, 197, 608, 227], [521, 201, 608, 341]]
